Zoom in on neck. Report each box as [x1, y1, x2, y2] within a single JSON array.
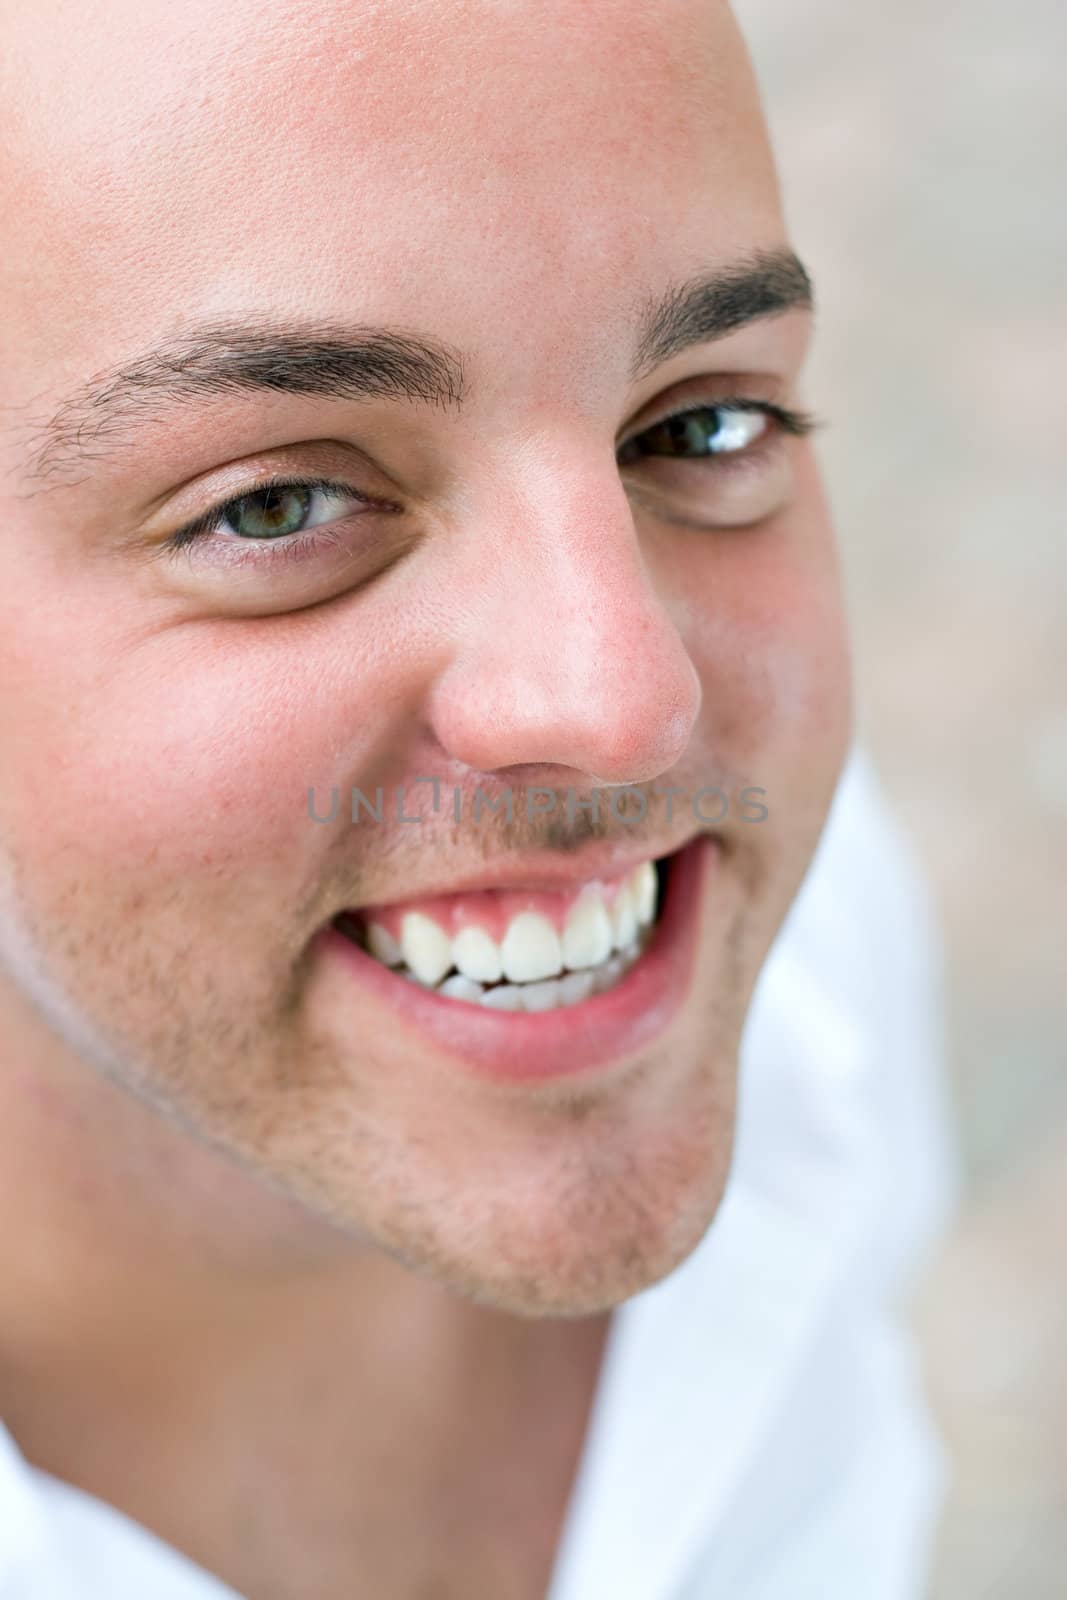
[[0, 990, 612, 1555]]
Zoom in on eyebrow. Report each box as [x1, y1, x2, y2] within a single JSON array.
[[14, 247, 812, 487]]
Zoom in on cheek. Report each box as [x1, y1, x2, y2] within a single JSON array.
[[0, 611, 395, 922], [670, 460, 852, 779]]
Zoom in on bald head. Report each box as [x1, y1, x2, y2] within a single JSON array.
[[0, 0, 782, 466]]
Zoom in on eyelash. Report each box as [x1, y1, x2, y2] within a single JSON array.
[[163, 398, 818, 563]]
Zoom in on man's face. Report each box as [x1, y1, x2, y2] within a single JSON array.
[[0, 0, 850, 1316]]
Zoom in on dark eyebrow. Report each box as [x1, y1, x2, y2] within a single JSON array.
[[12, 246, 811, 488], [630, 247, 812, 379]]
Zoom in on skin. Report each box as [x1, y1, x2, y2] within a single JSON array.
[[0, 0, 852, 1595]]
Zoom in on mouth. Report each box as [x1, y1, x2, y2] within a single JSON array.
[[318, 836, 718, 1084], [332, 854, 669, 1013]]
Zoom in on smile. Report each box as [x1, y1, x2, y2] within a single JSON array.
[[319, 834, 719, 1084], [335, 858, 660, 1012]]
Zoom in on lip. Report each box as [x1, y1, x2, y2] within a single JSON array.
[[315, 833, 718, 1085], [333, 831, 708, 912]]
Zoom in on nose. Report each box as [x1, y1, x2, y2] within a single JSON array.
[[425, 459, 702, 787]]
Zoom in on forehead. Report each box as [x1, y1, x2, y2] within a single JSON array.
[[1, 0, 782, 427]]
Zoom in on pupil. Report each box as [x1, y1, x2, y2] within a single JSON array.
[[232, 485, 312, 539], [657, 407, 726, 457]]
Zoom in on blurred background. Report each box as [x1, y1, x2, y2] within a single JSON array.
[[732, 1, 1066, 1594]]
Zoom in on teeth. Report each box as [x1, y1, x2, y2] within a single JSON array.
[[437, 973, 486, 1003], [452, 925, 503, 984], [359, 857, 666, 1004], [480, 983, 524, 1011], [633, 860, 658, 927], [611, 882, 638, 952], [404, 931, 648, 1010], [366, 922, 404, 966], [500, 911, 563, 983], [561, 892, 614, 970], [558, 969, 596, 1006], [520, 979, 562, 1012], [592, 954, 625, 993], [400, 912, 454, 986]]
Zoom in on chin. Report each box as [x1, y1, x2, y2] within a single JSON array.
[[346, 1082, 738, 1321], [463, 1162, 732, 1320]]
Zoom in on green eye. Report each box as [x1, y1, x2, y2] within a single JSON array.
[[225, 484, 318, 540], [166, 476, 374, 553]]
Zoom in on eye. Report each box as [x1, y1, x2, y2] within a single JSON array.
[[165, 476, 374, 555], [220, 481, 357, 540], [618, 399, 814, 466]]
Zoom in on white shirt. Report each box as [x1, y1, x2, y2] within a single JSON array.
[[0, 742, 957, 1599]]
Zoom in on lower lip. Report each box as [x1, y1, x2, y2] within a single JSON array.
[[315, 834, 719, 1085]]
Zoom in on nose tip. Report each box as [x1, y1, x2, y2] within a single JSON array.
[[430, 649, 701, 790], [426, 533, 703, 788], [579, 662, 702, 788]]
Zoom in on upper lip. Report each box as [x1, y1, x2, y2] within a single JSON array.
[[336, 827, 710, 913]]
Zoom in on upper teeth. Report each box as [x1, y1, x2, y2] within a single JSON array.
[[366, 922, 404, 967], [367, 859, 659, 989]]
